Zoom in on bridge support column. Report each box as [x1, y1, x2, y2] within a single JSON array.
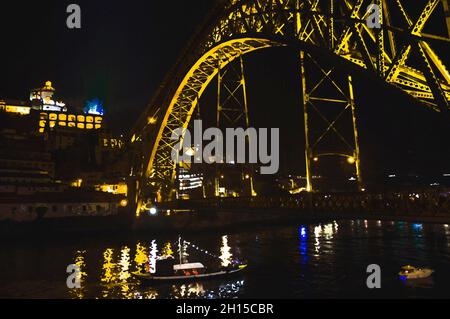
[[299, 51, 363, 192], [300, 51, 313, 192], [215, 55, 256, 197]]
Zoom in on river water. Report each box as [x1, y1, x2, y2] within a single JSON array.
[[1, 219, 450, 299]]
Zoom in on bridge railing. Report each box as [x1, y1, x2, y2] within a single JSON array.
[[178, 189, 450, 218]]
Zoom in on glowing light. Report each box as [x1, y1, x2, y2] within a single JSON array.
[[101, 248, 115, 285], [84, 98, 104, 116], [149, 240, 158, 274], [323, 223, 334, 239], [347, 156, 356, 164], [119, 246, 131, 281], [219, 235, 233, 267], [300, 226, 307, 240], [120, 199, 128, 207], [134, 243, 148, 274], [162, 242, 174, 258], [147, 117, 157, 125], [149, 207, 157, 215], [313, 157, 319, 162], [185, 148, 196, 156]]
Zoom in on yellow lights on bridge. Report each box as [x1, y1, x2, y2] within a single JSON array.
[[312, 155, 356, 165], [132, 0, 449, 201], [185, 148, 196, 157], [147, 116, 157, 125]]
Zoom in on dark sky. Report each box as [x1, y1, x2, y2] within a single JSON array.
[[1, 0, 449, 179], [0, 0, 214, 130]]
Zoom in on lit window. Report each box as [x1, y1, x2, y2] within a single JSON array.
[[68, 122, 76, 128], [39, 128, 45, 133], [77, 123, 85, 129], [59, 114, 67, 121], [95, 124, 101, 129], [95, 117, 102, 123], [68, 114, 76, 122], [39, 120, 46, 128], [77, 115, 85, 122], [86, 124, 94, 129], [49, 121, 56, 128], [59, 121, 66, 127], [86, 116, 94, 123], [49, 113, 57, 120]]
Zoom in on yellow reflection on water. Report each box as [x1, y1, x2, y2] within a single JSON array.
[[313, 223, 339, 256], [101, 248, 116, 285], [119, 246, 132, 298], [172, 283, 205, 299], [69, 250, 87, 299], [220, 235, 233, 267], [323, 223, 334, 239], [100, 247, 134, 299], [162, 241, 174, 258], [119, 246, 131, 281], [134, 242, 148, 273]]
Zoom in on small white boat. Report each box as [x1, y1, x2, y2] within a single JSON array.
[[133, 262, 247, 282], [133, 236, 247, 283], [399, 265, 434, 280]]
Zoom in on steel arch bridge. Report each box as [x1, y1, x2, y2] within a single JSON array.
[[131, 0, 450, 204]]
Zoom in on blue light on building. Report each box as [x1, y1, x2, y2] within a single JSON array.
[[84, 98, 104, 116]]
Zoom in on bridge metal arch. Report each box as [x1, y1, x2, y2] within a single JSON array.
[[133, 0, 450, 201]]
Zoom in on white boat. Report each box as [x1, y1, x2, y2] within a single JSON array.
[[399, 265, 434, 280], [133, 262, 247, 282], [132, 236, 247, 283]]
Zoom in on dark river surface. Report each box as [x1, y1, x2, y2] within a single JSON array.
[[1, 219, 450, 299]]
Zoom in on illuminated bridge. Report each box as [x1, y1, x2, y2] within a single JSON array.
[[129, 0, 450, 208]]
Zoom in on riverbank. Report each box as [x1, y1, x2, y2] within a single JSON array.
[[1, 206, 449, 240]]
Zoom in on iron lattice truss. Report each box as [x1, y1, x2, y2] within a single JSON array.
[[133, 0, 450, 198]]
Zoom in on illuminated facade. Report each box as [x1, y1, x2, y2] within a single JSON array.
[[0, 100, 31, 115], [30, 81, 67, 112], [95, 182, 128, 196], [37, 111, 103, 134], [1, 81, 104, 134]]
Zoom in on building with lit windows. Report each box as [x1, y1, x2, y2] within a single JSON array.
[[30, 81, 67, 112], [1, 81, 128, 200], [0, 81, 104, 134], [0, 100, 31, 115], [37, 111, 103, 134]]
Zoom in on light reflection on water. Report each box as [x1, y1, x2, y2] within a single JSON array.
[[1, 220, 450, 299]]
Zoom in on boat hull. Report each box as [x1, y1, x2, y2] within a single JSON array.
[[133, 266, 246, 283], [399, 269, 434, 280]]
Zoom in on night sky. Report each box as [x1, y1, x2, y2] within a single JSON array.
[[1, 0, 449, 179]]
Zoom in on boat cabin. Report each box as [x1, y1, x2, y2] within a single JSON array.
[[173, 262, 206, 276], [400, 265, 417, 274]]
